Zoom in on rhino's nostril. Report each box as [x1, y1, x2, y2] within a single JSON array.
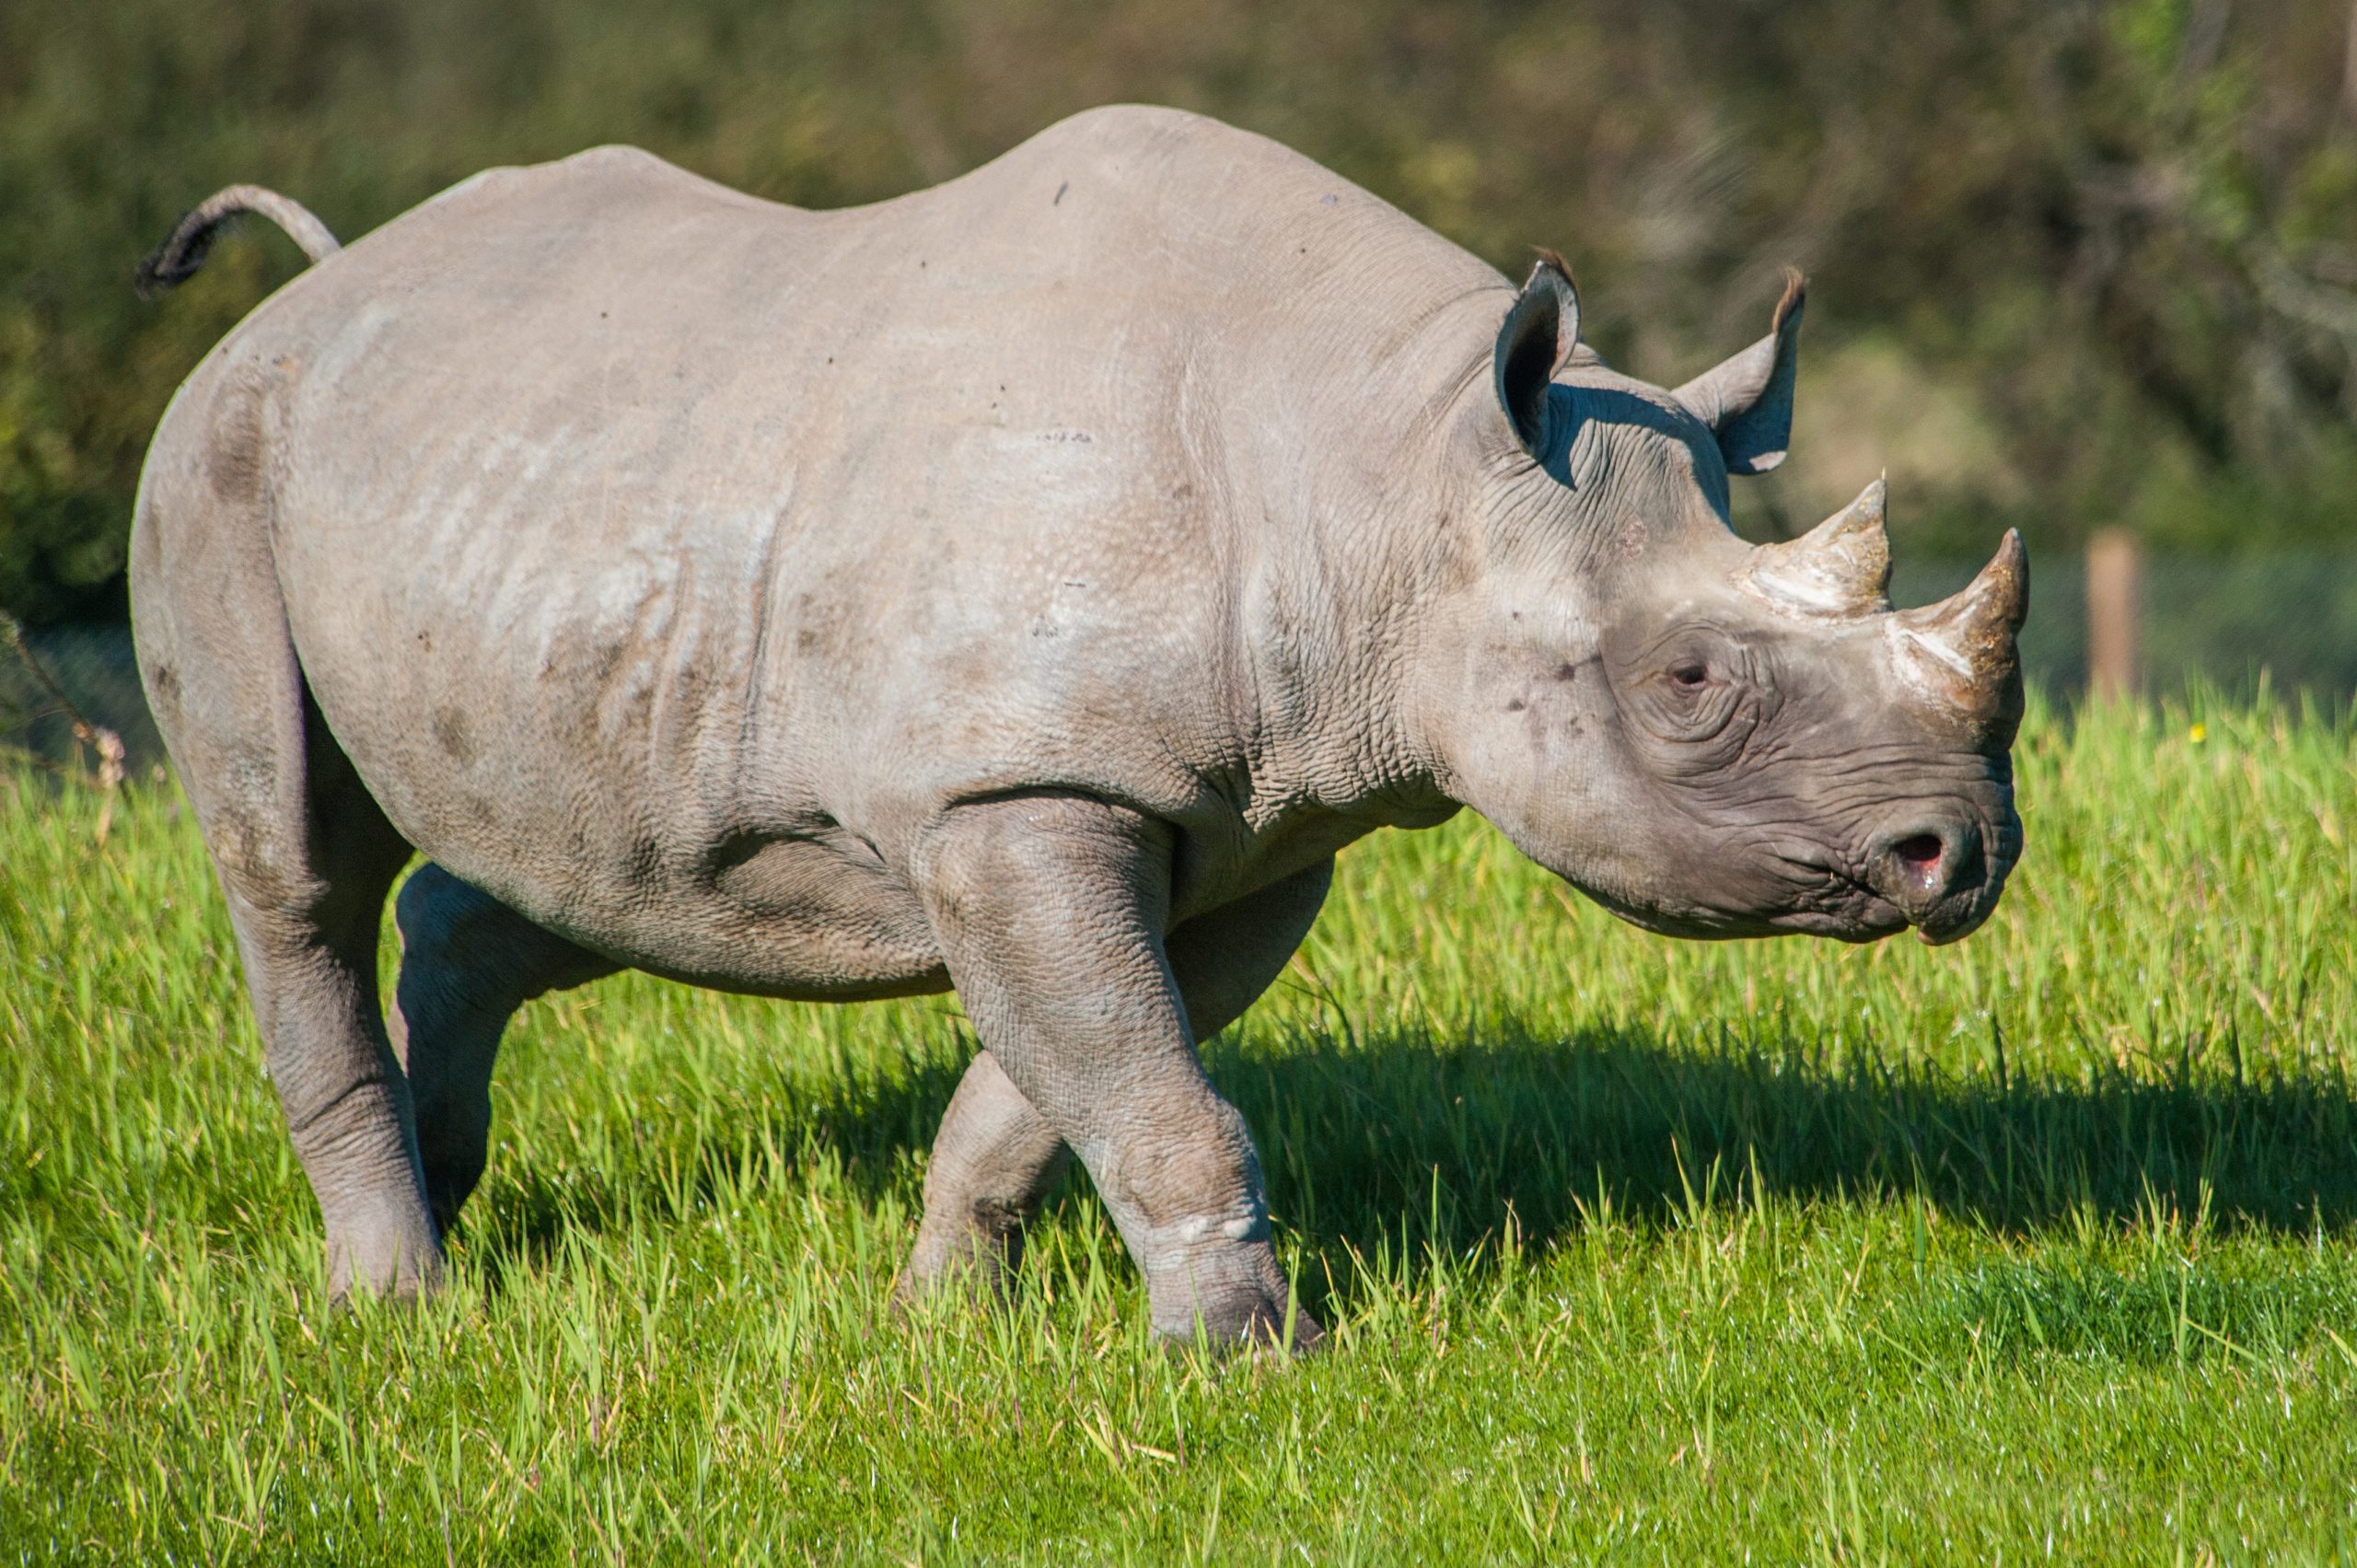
[[1893, 833, 1945, 882], [1869, 823, 1980, 916]]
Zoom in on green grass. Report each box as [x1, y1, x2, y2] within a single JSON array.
[[4, 689, 2355, 1563]]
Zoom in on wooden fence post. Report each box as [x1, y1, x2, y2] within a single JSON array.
[[2085, 528, 2142, 701]]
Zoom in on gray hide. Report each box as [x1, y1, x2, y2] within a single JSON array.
[[131, 105, 2026, 1348]]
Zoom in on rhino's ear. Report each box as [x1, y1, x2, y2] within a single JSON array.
[[1493, 252, 1580, 455], [1675, 269, 1805, 475]]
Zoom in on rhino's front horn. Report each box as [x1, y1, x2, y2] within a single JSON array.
[[1739, 478, 1892, 617], [1887, 529, 2030, 726]]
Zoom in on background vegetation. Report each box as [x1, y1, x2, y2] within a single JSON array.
[[5, 0, 2357, 624], [6, 691, 2357, 1559]]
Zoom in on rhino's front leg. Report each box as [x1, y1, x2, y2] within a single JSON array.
[[898, 860, 1333, 1312], [914, 795, 1320, 1350]]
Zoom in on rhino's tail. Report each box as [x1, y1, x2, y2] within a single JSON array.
[[134, 184, 341, 298]]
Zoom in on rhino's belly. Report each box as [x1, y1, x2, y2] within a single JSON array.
[[402, 784, 951, 1003], [557, 830, 952, 1003]]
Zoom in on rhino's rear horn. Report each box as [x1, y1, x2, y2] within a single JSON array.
[[1739, 477, 1892, 617], [1887, 530, 2030, 732]]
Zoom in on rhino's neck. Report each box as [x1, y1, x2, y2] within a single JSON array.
[[1220, 288, 1506, 837]]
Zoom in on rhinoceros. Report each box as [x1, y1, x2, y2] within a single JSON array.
[[131, 104, 2025, 1348]]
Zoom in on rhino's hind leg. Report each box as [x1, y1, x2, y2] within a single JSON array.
[[389, 865, 619, 1233], [895, 1051, 1073, 1309], [896, 860, 1332, 1313], [209, 735, 431, 1303], [134, 503, 434, 1298], [1164, 860, 1333, 1048]]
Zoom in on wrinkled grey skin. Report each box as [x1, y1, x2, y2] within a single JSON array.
[[131, 106, 2026, 1348]]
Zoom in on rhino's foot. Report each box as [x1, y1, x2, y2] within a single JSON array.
[[322, 1197, 447, 1307], [1144, 1234, 1324, 1354], [296, 1058, 449, 1310], [891, 1202, 1028, 1315]]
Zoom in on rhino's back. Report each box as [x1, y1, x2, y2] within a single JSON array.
[[165, 107, 1497, 981]]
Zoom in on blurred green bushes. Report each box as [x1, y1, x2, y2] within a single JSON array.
[[3, 0, 2353, 624]]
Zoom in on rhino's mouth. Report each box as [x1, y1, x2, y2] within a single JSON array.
[[1850, 854, 2015, 946], [1579, 875, 1909, 944], [1765, 892, 1910, 944], [1811, 856, 2000, 946], [1567, 814, 2015, 946], [1911, 900, 1996, 947]]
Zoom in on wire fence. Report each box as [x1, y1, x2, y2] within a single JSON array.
[[6, 552, 2356, 773], [0, 621, 159, 776]]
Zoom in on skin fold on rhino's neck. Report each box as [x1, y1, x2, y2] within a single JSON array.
[[1213, 285, 1535, 846]]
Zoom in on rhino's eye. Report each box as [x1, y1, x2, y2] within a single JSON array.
[[1668, 662, 1711, 690]]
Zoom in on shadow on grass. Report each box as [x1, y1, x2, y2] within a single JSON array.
[[461, 1019, 2357, 1289], [1216, 1025, 2357, 1263]]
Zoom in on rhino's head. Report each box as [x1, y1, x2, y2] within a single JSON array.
[[1425, 259, 2026, 945]]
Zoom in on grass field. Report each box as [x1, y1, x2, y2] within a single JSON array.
[[4, 690, 2355, 1562]]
